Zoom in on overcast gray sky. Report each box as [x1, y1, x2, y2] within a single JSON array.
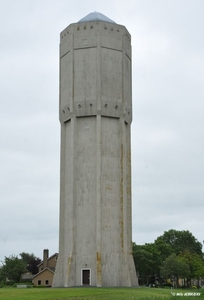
[[0, 0, 204, 262]]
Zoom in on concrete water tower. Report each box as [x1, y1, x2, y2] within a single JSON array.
[[52, 12, 138, 287]]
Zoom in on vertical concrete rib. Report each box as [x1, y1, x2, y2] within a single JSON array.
[[121, 33, 127, 257], [96, 115, 102, 286], [66, 32, 75, 287], [119, 118, 124, 252], [57, 124, 66, 285], [70, 32, 76, 287], [67, 117, 76, 287], [96, 28, 102, 287]]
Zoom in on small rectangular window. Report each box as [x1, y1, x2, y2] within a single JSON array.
[[38, 280, 41, 285], [45, 280, 49, 285]]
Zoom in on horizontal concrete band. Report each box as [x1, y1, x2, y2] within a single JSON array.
[[60, 22, 131, 59], [60, 100, 132, 124], [60, 45, 131, 60]]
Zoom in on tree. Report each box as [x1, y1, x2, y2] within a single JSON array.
[[0, 266, 5, 282], [0, 255, 26, 283], [133, 229, 204, 287], [19, 252, 34, 264], [160, 253, 190, 288], [154, 238, 174, 262], [133, 243, 153, 284], [19, 252, 41, 275], [155, 229, 203, 257], [132, 243, 161, 285], [179, 250, 204, 286]]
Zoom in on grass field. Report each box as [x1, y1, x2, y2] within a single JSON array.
[[0, 287, 203, 300]]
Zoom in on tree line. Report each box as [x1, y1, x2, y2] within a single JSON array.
[[132, 229, 204, 287], [0, 229, 204, 286], [0, 252, 41, 284]]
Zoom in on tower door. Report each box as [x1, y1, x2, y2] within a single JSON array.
[[82, 269, 90, 285]]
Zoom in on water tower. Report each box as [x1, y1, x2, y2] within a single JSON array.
[[52, 12, 138, 287]]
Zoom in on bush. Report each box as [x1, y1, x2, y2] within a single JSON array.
[[6, 280, 15, 286]]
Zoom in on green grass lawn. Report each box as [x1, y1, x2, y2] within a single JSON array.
[[0, 287, 203, 300]]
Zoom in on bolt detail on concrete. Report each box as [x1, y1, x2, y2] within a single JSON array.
[[52, 12, 138, 287]]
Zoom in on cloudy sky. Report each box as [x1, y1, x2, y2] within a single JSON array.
[[0, 0, 204, 262]]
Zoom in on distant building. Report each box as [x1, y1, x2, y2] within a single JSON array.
[[32, 249, 58, 287], [21, 272, 33, 282]]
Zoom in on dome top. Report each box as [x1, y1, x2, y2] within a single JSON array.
[[78, 12, 116, 24]]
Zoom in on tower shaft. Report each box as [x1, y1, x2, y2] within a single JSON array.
[[53, 18, 138, 287]]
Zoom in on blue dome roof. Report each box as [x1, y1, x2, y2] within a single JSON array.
[[78, 12, 116, 24]]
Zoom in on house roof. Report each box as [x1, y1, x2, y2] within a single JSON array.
[[37, 253, 58, 267], [32, 267, 54, 279], [78, 12, 116, 24]]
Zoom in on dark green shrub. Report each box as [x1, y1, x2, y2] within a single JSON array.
[[7, 280, 15, 286]]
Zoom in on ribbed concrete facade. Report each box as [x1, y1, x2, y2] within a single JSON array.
[[52, 14, 138, 287]]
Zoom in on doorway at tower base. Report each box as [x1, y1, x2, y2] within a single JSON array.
[[52, 252, 138, 287]]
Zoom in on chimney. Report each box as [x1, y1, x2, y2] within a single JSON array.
[[43, 249, 49, 269]]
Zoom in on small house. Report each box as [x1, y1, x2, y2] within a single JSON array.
[[32, 249, 58, 287]]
